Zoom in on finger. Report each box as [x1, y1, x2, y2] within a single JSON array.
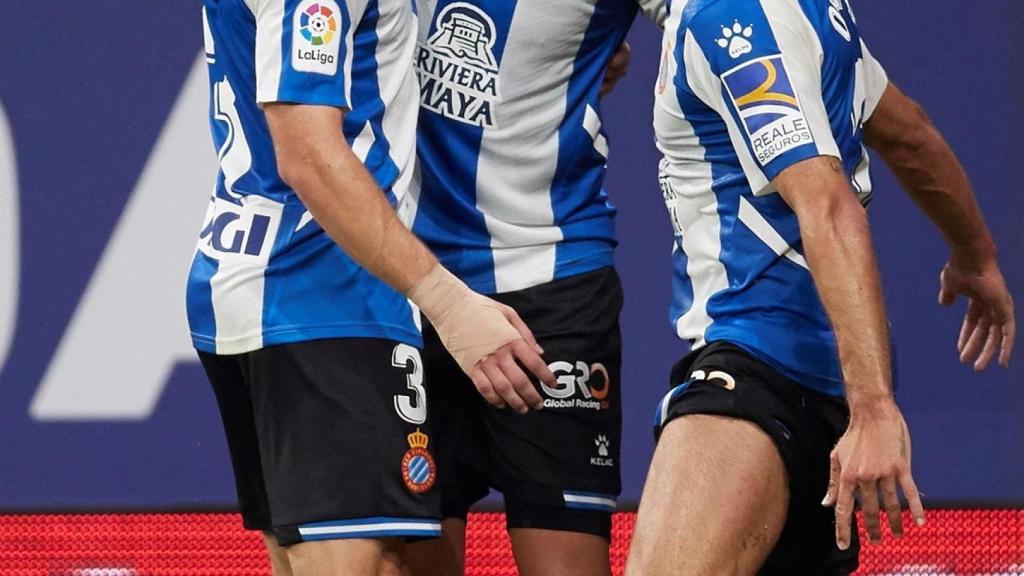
[[974, 317, 1003, 371], [498, 346, 545, 411], [500, 305, 544, 355], [880, 476, 903, 538], [939, 289, 951, 306], [600, 43, 631, 97], [999, 315, 1015, 368], [822, 451, 840, 507], [960, 314, 991, 364], [609, 42, 631, 74], [482, 360, 527, 414], [509, 339, 556, 392], [938, 286, 956, 307], [958, 300, 981, 353], [900, 471, 926, 528], [858, 479, 882, 543], [834, 477, 856, 550], [469, 366, 505, 410], [938, 268, 956, 307]]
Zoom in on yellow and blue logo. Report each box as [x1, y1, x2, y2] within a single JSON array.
[[722, 55, 813, 165]]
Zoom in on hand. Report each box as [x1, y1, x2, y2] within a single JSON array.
[[600, 42, 631, 97], [460, 300, 555, 415], [939, 257, 1015, 370], [410, 265, 556, 413], [822, 402, 925, 550]]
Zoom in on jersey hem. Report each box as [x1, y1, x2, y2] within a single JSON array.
[[550, 247, 616, 291], [445, 243, 615, 295], [258, 90, 349, 111], [700, 326, 845, 398], [192, 323, 422, 355]]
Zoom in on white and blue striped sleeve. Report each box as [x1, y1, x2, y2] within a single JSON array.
[[860, 39, 888, 121], [683, 1, 839, 194], [253, 0, 368, 108]]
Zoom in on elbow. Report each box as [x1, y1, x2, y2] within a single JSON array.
[[795, 188, 868, 237], [275, 143, 319, 193], [878, 101, 941, 162]]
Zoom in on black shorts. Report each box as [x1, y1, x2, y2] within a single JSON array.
[[423, 267, 623, 539], [655, 341, 858, 576], [199, 338, 442, 546]]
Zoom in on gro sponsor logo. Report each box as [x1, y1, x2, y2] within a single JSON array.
[[541, 360, 611, 411]]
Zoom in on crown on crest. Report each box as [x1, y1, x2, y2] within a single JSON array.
[[407, 428, 429, 449]]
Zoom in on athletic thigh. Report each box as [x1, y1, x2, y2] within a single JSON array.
[[650, 342, 858, 575], [627, 414, 788, 576]]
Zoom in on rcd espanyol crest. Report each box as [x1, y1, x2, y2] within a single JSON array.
[[428, 3, 498, 69], [416, 2, 502, 128], [401, 428, 436, 494]]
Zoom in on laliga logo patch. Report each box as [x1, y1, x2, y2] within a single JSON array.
[[292, 0, 341, 75], [717, 20, 753, 59], [401, 428, 436, 494]]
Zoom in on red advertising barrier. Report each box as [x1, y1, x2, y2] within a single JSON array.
[[2, 511, 1021, 575]]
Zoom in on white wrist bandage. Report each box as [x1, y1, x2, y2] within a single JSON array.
[[408, 264, 519, 373]]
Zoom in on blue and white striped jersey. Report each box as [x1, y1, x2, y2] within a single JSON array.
[[186, 0, 422, 355], [408, 0, 666, 294], [654, 0, 888, 396]]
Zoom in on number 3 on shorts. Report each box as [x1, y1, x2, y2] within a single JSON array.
[[392, 343, 426, 425]]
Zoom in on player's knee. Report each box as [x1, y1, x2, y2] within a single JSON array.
[[628, 549, 747, 576]]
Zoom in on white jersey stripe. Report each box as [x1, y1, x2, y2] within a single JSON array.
[[207, 195, 284, 354], [202, 7, 216, 63], [662, 34, 729, 345], [583, 104, 609, 159], [475, 1, 592, 292], [342, 3, 356, 106], [254, 0, 285, 103], [683, 30, 771, 196], [737, 196, 809, 270], [351, 121, 375, 161], [759, 0, 840, 163], [379, 6, 420, 204]]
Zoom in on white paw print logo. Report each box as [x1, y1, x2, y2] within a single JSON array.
[[595, 435, 610, 457], [717, 20, 754, 59]]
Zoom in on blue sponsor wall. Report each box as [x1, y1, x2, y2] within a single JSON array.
[[0, 1, 1020, 511]]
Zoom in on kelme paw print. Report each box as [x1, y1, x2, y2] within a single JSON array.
[[717, 20, 754, 59]]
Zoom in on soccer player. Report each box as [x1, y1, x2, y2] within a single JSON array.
[[627, 1, 1016, 575], [187, 1, 555, 575], [402, 1, 663, 575]]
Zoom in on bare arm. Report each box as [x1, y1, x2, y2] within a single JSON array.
[[774, 156, 924, 549], [775, 156, 892, 409], [864, 84, 994, 263], [264, 103, 554, 411], [267, 103, 433, 293], [864, 83, 1014, 369]]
